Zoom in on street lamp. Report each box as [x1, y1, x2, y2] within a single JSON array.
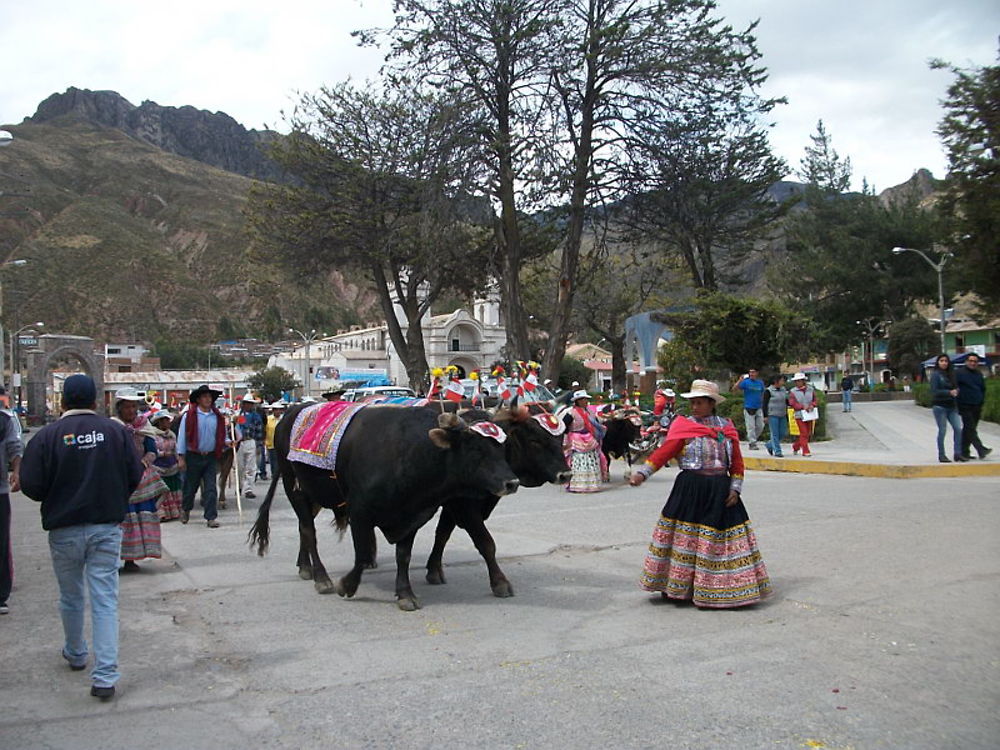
[[0, 259, 30, 383], [288, 328, 326, 399], [856, 318, 887, 390], [9, 321, 42, 408], [892, 246, 951, 352]]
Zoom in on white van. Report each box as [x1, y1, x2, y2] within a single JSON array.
[[341, 386, 416, 402]]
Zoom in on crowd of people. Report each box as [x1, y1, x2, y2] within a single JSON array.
[[1, 358, 993, 702]]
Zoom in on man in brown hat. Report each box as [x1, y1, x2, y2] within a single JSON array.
[[176, 385, 229, 527]]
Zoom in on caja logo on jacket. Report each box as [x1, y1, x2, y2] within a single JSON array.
[[62, 431, 106, 449]]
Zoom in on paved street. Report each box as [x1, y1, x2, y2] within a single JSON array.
[[2, 401, 998, 749]]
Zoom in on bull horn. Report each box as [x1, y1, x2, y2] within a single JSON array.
[[437, 412, 464, 429]]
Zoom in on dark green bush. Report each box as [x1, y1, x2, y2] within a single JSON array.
[[911, 378, 997, 424]]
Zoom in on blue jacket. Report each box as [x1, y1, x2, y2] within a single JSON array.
[[20, 410, 143, 530], [955, 366, 986, 407], [930, 370, 957, 408]]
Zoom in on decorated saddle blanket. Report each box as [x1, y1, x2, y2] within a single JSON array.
[[288, 401, 369, 471]]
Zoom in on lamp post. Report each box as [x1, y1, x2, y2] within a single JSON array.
[[10, 321, 43, 408], [288, 328, 325, 399], [0, 259, 29, 384], [892, 246, 951, 352], [856, 318, 886, 390]]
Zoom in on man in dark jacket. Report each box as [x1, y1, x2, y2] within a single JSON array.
[[955, 353, 992, 460], [20, 374, 142, 701]]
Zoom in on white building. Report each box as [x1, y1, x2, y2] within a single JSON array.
[[267, 288, 507, 392]]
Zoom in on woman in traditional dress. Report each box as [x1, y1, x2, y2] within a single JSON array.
[[788, 373, 817, 457], [630, 379, 771, 608], [149, 410, 183, 520], [111, 389, 166, 571], [561, 390, 608, 493]]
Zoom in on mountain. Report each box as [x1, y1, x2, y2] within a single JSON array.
[[0, 115, 377, 344], [30, 87, 283, 181]]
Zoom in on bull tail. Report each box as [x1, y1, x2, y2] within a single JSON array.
[[329, 502, 350, 540], [247, 471, 281, 556]]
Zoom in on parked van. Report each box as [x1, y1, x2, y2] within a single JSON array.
[[341, 386, 416, 402]]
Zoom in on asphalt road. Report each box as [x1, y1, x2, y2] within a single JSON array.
[[2, 460, 998, 749]]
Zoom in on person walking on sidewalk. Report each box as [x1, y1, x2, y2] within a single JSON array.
[[930, 353, 964, 463], [788, 373, 817, 457], [732, 368, 765, 450], [0, 401, 24, 616], [19, 374, 143, 701], [840, 372, 855, 413], [234, 393, 263, 499], [761, 374, 789, 457], [176, 385, 228, 527], [956, 353, 992, 461]]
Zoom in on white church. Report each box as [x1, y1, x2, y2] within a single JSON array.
[[268, 287, 507, 393]]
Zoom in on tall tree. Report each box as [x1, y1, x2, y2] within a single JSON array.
[[626, 113, 788, 290], [374, 0, 779, 382], [932, 47, 1000, 310], [246, 83, 489, 389], [540, 0, 777, 379], [798, 119, 852, 193], [368, 0, 565, 362]]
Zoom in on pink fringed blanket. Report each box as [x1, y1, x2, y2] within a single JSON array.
[[288, 401, 368, 471]]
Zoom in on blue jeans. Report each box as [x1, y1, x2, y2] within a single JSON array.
[[257, 443, 268, 479], [767, 415, 786, 456], [933, 405, 962, 457], [48, 524, 123, 687], [842, 390, 853, 411], [182, 452, 218, 520], [268, 449, 278, 479]]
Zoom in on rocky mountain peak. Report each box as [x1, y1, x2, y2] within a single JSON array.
[[31, 87, 282, 180]]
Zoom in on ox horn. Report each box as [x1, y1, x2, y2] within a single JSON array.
[[437, 412, 464, 430]]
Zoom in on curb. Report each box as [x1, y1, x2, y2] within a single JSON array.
[[744, 456, 1000, 479]]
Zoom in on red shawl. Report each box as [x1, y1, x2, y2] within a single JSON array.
[[665, 415, 739, 443], [184, 404, 226, 458]]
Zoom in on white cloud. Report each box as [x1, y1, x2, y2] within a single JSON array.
[[2, 0, 996, 190]]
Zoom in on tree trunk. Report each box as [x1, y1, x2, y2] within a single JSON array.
[[609, 334, 628, 393], [371, 265, 429, 391]]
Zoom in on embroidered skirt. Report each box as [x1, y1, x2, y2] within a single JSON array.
[[157, 473, 183, 521], [121, 467, 164, 560], [640, 470, 771, 608]]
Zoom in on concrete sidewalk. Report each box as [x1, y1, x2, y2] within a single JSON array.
[[743, 400, 1000, 478]]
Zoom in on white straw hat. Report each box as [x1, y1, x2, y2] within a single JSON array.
[[571, 389, 591, 401], [114, 387, 145, 402], [680, 379, 725, 403], [790, 372, 808, 382]]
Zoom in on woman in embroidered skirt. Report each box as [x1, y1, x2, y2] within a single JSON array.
[[112, 389, 166, 571], [149, 410, 183, 521], [561, 390, 608, 492], [630, 379, 771, 608]]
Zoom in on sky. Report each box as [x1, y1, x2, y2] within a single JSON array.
[[1, 0, 997, 192]]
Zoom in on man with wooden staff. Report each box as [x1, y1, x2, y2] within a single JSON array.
[[176, 385, 229, 527]]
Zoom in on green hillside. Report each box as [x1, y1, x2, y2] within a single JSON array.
[[0, 116, 376, 344]]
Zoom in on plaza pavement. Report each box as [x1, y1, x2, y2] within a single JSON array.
[[745, 399, 1000, 478], [1, 403, 998, 749]]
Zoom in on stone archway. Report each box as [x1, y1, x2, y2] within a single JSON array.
[[24, 335, 105, 421]]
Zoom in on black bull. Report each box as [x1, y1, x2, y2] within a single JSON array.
[[249, 403, 570, 610]]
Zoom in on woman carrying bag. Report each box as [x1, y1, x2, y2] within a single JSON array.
[[788, 373, 818, 457]]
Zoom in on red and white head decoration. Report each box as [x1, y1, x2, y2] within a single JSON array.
[[469, 421, 507, 443], [532, 412, 565, 436]]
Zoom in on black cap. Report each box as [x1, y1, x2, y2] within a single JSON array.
[[63, 374, 97, 408]]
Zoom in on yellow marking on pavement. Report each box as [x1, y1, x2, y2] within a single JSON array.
[[745, 456, 1000, 479]]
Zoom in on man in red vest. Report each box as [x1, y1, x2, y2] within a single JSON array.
[[176, 385, 229, 527]]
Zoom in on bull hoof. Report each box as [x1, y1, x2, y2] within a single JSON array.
[[336, 578, 358, 598], [298, 567, 313, 581], [315, 578, 337, 595], [426, 568, 446, 585], [491, 580, 514, 598], [219, 501, 227, 510], [364, 560, 378, 570], [397, 597, 421, 611]]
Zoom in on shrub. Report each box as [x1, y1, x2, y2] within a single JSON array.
[[911, 377, 998, 424]]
